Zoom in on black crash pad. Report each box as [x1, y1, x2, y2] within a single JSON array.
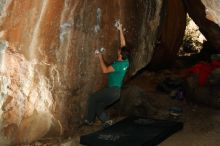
[[80, 117, 183, 146]]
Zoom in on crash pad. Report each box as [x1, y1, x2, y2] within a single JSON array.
[[80, 116, 183, 146]]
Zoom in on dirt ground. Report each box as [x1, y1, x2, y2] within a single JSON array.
[[159, 106, 220, 146], [131, 69, 220, 146], [23, 69, 220, 146]]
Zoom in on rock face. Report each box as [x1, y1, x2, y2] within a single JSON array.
[[185, 70, 220, 109], [3, 0, 220, 144], [118, 85, 157, 117], [0, 0, 186, 144], [184, 0, 220, 52], [149, 0, 186, 68]]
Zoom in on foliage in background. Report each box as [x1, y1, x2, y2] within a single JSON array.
[[178, 15, 206, 56]]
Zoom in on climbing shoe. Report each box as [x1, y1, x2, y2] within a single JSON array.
[[102, 120, 113, 128]]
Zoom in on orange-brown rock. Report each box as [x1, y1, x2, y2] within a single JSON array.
[[0, 0, 210, 145], [0, 0, 186, 144]]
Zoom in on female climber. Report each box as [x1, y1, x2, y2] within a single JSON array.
[[84, 21, 130, 128]]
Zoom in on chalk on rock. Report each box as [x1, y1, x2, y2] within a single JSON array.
[[0, 40, 9, 52], [99, 47, 105, 53], [114, 19, 122, 30]]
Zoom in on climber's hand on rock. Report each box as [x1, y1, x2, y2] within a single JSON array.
[[95, 49, 100, 55], [95, 50, 102, 58], [118, 23, 123, 31]]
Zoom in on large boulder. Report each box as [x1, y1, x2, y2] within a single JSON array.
[[0, 0, 186, 144], [185, 69, 220, 109], [149, 0, 186, 68], [117, 85, 157, 117], [184, 0, 220, 52]]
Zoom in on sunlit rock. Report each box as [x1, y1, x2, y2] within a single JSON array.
[[179, 16, 207, 56], [202, 0, 220, 26]]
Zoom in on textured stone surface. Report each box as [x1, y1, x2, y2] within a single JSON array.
[[0, 0, 187, 144], [1, 1, 219, 144], [149, 0, 186, 68], [114, 85, 154, 117], [185, 74, 220, 109], [184, 0, 220, 52]]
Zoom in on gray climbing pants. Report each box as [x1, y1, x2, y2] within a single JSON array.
[[85, 86, 121, 122]]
